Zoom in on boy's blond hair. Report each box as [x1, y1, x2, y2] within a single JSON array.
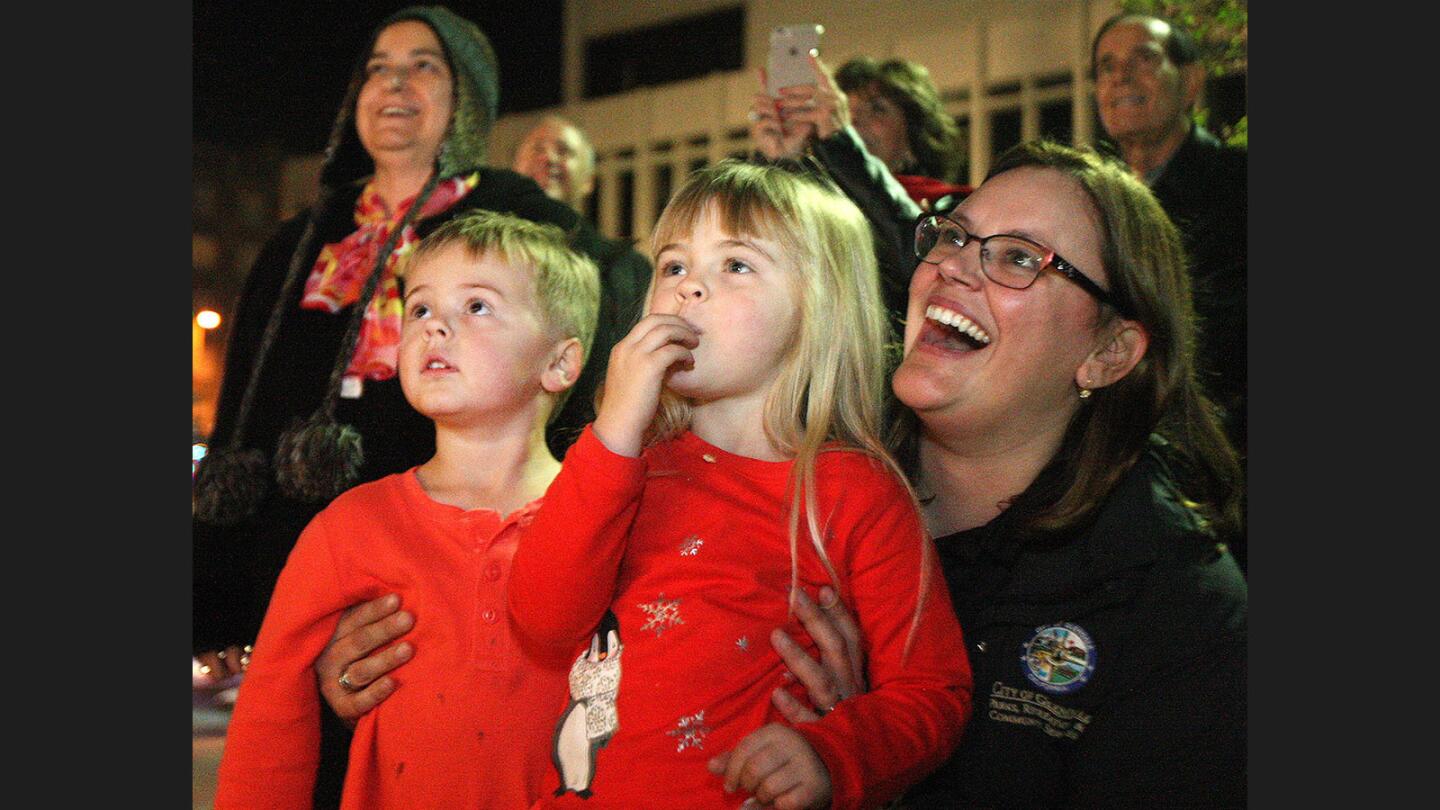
[[646, 160, 931, 653], [402, 210, 601, 421]]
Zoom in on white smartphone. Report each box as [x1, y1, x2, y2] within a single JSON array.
[[766, 24, 824, 97]]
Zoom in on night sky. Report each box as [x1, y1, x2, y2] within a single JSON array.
[[194, 0, 564, 153]]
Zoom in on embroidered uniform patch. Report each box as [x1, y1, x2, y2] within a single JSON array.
[[1020, 623, 1096, 694]]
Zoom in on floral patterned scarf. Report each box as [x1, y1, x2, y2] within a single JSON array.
[[300, 172, 479, 381]]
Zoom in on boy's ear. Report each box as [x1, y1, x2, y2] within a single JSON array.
[[541, 337, 585, 394], [1077, 319, 1148, 391]]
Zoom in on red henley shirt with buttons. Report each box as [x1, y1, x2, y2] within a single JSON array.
[[216, 470, 570, 810]]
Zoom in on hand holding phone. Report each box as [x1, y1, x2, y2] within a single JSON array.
[[766, 24, 824, 97]]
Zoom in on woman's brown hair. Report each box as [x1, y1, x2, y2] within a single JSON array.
[[984, 140, 1242, 540]]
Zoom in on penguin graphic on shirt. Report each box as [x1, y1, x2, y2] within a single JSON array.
[[552, 610, 622, 798]]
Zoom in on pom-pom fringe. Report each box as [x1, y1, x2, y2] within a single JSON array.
[[274, 415, 365, 503], [193, 448, 270, 525]]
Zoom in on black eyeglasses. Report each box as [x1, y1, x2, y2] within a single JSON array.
[[913, 213, 1130, 316]]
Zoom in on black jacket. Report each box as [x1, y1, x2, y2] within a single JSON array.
[[192, 169, 649, 655], [905, 449, 1248, 808], [1150, 125, 1248, 453]]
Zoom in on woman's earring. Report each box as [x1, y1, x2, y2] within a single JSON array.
[[1078, 378, 1094, 399]]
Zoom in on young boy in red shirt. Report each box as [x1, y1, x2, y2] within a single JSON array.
[[215, 210, 600, 810]]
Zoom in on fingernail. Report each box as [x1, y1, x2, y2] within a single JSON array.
[[396, 612, 415, 629], [385, 594, 400, 609], [819, 586, 838, 608], [396, 642, 414, 659]]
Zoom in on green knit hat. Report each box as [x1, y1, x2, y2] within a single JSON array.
[[320, 5, 500, 187]]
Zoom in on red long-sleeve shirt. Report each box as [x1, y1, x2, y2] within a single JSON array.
[[216, 470, 571, 810], [509, 427, 973, 810]]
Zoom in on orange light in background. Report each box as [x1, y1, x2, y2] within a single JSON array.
[[194, 308, 225, 437]]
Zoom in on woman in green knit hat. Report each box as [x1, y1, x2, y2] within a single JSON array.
[[193, 7, 648, 806]]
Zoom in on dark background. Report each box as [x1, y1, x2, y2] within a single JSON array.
[[193, 0, 565, 152]]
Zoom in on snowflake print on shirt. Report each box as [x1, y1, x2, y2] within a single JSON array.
[[679, 535, 704, 556], [666, 710, 710, 752], [638, 593, 684, 636]]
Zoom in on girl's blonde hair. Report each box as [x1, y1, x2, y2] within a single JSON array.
[[646, 160, 931, 653]]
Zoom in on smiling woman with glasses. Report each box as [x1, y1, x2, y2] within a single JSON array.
[[768, 139, 1247, 807]]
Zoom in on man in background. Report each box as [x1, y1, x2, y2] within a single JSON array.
[[513, 114, 597, 214], [1093, 12, 1248, 568], [512, 114, 649, 452]]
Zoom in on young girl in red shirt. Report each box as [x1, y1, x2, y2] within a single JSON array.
[[509, 160, 972, 810]]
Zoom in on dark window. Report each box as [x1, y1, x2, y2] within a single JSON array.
[[953, 116, 971, 180], [586, 176, 601, 225], [990, 108, 1022, 161], [1035, 72, 1070, 90], [584, 7, 745, 98], [655, 164, 674, 213], [1039, 99, 1072, 145], [617, 170, 635, 240]]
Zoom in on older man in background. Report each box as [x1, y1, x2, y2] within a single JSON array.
[[513, 114, 598, 213], [1093, 13, 1247, 571], [1093, 13, 1246, 454], [512, 114, 649, 451]]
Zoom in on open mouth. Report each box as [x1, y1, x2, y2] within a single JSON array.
[[424, 357, 454, 372], [381, 105, 418, 117], [920, 304, 991, 351]]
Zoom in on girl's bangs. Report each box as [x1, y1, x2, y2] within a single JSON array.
[[650, 167, 803, 262]]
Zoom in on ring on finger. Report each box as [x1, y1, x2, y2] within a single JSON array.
[[338, 669, 360, 692]]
